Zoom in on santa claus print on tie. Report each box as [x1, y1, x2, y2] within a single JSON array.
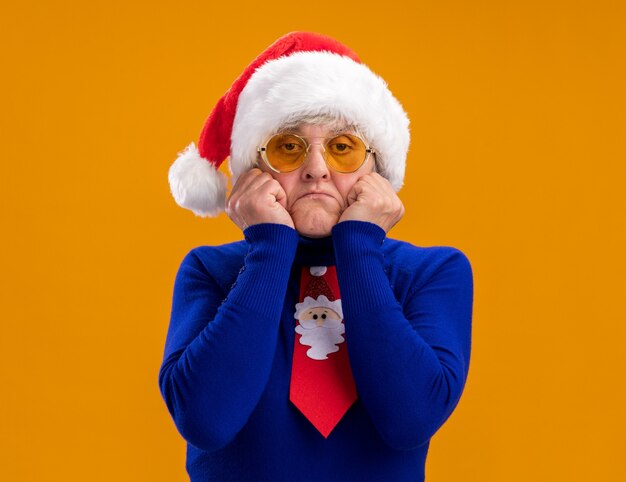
[[294, 266, 345, 360], [290, 265, 358, 438]]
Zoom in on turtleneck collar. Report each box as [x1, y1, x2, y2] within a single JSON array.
[[294, 234, 336, 267]]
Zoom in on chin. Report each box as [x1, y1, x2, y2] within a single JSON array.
[[292, 209, 338, 238]]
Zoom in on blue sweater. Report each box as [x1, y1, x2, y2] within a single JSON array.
[[159, 221, 473, 481]]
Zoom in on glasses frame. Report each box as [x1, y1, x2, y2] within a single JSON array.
[[257, 131, 376, 174]]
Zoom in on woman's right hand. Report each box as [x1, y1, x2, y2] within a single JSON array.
[[226, 168, 295, 231]]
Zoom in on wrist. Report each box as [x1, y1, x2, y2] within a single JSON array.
[[233, 223, 298, 317], [332, 220, 386, 248], [332, 221, 397, 314], [244, 223, 298, 248]]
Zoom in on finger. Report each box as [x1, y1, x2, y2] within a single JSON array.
[[245, 170, 275, 193], [238, 173, 278, 213], [230, 168, 264, 196], [270, 180, 288, 209], [371, 172, 396, 194], [227, 169, 269, 214], [346, 179, 367, 206], [254, 178, 288, 209], [357, 174, 398, 205], [227, 170, 263, 225], [352, 175, 400, 213], [358, 172, 390, 192]]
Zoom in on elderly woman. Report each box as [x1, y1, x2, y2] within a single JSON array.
[[159, 32, 473, 481]]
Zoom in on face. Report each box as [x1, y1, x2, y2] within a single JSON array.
[[258, 123, 374, 237], [298, 307, 342, 328]]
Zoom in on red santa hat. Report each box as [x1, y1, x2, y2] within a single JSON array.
[[168, 31, 410, 217], [294, 267, 343, 320]]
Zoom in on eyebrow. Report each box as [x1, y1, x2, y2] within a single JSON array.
[[278, 124, 358, 136], [329, 125, 356, 136]]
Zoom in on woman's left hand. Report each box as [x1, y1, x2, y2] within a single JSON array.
[[338, 173, 405, 233]]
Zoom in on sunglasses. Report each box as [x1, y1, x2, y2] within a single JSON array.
[[257, 132, 375, 173]]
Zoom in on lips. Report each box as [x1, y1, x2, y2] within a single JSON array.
[[295, 191, 336, 202]]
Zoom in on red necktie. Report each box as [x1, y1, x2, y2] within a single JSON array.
[[289, 265, 358, 438]]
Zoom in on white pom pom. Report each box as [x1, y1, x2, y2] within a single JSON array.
[[168, 142, 227, 217], [310, 266, 327, 276]]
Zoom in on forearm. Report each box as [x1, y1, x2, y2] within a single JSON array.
[[332, 221, 473, 450], [159, 224, 298, 452]]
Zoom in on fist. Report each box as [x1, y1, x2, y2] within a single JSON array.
[[226, 168, 294, 231], [338, 173, 404, 233]]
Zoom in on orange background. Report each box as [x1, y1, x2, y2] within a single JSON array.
[[2, 1, 625, 480]]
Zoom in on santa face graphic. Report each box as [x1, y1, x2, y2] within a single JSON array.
[[297, 307, 342, 329], [294, 296, 345, 360]]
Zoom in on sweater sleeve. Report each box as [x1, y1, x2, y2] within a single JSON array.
[[332, 221, 474, 451], [158, 224, 298, 452]]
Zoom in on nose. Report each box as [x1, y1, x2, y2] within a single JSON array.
[[301, 142, 330, 181]]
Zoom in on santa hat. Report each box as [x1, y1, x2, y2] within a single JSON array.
[[168, 31, 410, 217], [294, 267, 343, 320]]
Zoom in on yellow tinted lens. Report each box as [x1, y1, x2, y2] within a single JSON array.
[[265, 134, 307, 172], [325, 134, 367, 172]]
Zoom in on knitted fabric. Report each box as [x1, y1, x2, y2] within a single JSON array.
[[159, 221, 473, 481]]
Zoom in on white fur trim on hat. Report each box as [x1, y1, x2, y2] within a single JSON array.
[[230, 51, 410, 190], [168, 142, 227, 217]]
